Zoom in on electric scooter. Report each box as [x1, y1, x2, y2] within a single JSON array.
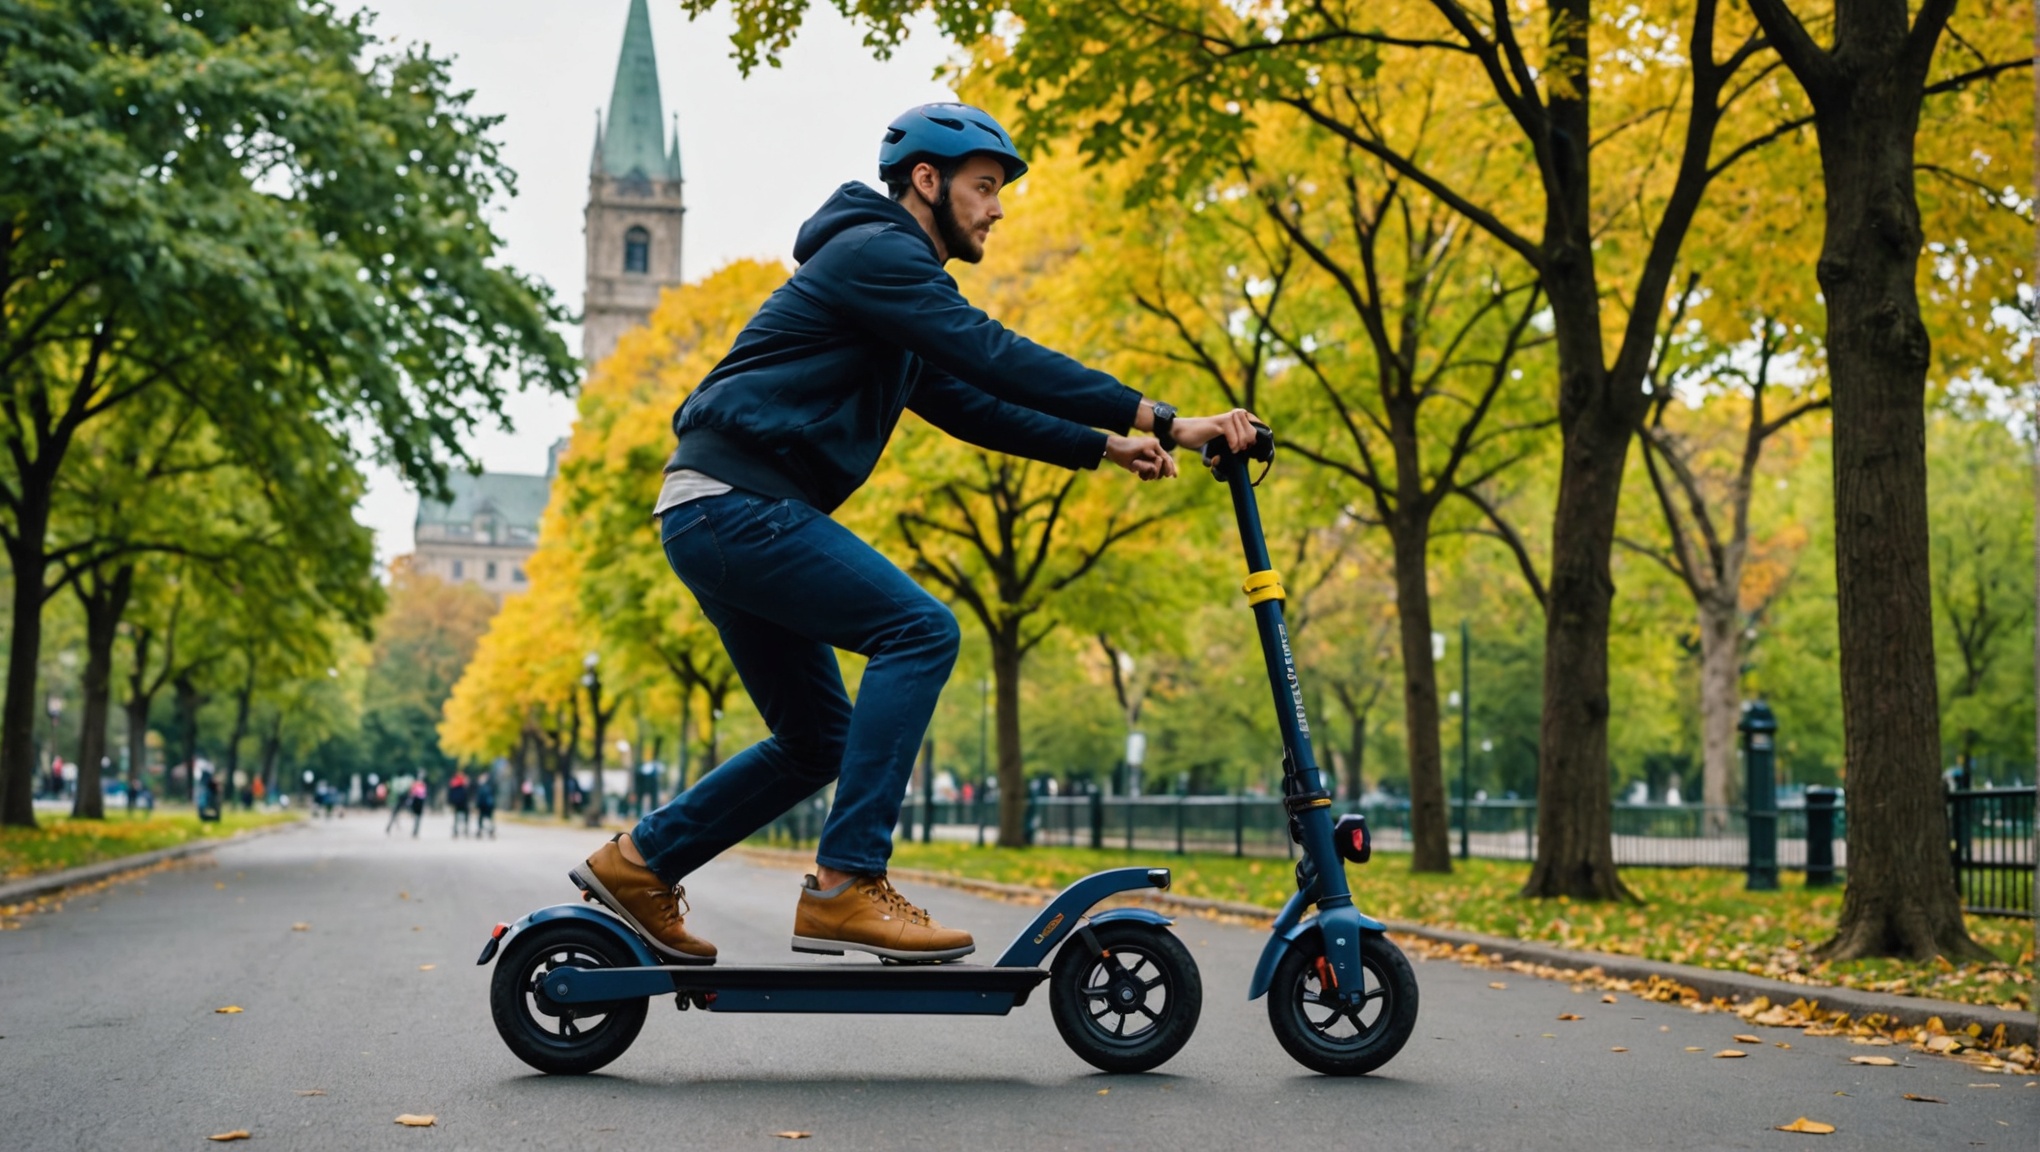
[[477, 426, 1414, 1078], [1206, 425, 1420, 1076]]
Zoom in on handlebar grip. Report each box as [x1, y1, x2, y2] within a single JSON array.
[[1200, 421, 1276, 478]]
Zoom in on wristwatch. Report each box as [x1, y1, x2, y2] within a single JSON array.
[[1149, 401, 1178, 452]]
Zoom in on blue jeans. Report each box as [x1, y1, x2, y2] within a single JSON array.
[[630, 491, 960, 881]]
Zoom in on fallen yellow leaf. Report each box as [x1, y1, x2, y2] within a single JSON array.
[[1849, 1056, 1898, 1067], [1096, 1089, 1109, 1095], [1601, 994, 1618, 1004], [418, 964, 436, 971], [1776, 1117, 1835, 1134], [772, 1133, 812, 1140], [1557, 1013, 1582, 1021], [1685, 1047, 1704, 1052], [1488, 982, 1507, 990], [208, 1132, 251, 1143], [291, 922, 310, 932], [394, 1114, 436, 1127], [1901, 1094, 1944, 1104], [215, 882, 226, 890], [1715, 1050, 1748, 1059], [1775, 1043, 1792, 1049], [215, 1006, 243, 1015], [1734, 1034, 1761, 1044], [1610, 1047, 1628, 1053]]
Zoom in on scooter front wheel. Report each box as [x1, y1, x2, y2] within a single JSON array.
[[490, 920, 650, 1075], [1267, 930, 1417, 1076], [1049, 921, 1202, 1073]]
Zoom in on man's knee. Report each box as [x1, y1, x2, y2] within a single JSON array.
[[909, 600, 962, 666]]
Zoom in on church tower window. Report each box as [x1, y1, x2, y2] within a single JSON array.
[[624, 226, 650, 274]]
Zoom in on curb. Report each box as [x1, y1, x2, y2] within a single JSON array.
[[0, 819, 307, 906], [731, 845, 2036, 1046]]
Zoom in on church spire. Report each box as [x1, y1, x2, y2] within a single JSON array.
[[599, 0, 666, 181]]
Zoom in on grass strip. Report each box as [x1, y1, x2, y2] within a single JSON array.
[[875, 840, 2034, 1011], [0, 808, 299, 881]]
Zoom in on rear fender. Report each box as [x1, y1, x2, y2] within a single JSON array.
[[480, 903, 661, 969], [993, 867, 1173, 968]]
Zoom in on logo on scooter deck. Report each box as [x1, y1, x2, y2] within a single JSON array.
[[1032, 912, 1066, 945], [1275, 622, 1310, 735]]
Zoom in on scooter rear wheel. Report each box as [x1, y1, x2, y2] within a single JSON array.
[[490, 920, 649, 1075], [1049, 921, 1202, 1073], [1267, 930, 1417, 1076]]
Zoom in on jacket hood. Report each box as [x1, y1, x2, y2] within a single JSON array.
[[792, 181, 934, 264]]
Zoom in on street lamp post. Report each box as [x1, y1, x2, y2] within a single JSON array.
[[978, 677, 990, 846], [1460, 619, 1471, 862]]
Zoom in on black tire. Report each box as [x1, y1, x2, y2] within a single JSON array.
[[1267, 930, 1418, 1076], [1049, 921, 1202, 1074], [490, 920, 650, 1075]]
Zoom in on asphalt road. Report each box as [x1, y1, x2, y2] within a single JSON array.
[[1, 814, 2031, 1151]]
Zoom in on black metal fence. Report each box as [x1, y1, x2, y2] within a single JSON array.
[[872, 786, 2036, 918], [1948, 787, 2035, 918]]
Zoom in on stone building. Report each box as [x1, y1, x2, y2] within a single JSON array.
[[582, 0, 685, 367], [410, 442, 564, 601]]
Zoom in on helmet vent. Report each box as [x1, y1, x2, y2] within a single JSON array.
[[928, 116, 966, 131], [883, 128, 906, 144]]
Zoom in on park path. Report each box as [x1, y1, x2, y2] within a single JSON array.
[[0, 813, 2030, 1150]]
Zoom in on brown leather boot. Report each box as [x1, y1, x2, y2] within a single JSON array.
[[791, 873, 975, 962], [569, 836, 716, 965]]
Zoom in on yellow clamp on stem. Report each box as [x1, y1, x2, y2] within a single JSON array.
[[1242, 569, 1286, 606], [1300, 797, 1331, 808]]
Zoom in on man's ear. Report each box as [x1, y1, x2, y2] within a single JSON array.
[[913, 161, 943, 202]]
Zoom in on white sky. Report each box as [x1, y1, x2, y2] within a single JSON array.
[[345, 0, 958, 559]]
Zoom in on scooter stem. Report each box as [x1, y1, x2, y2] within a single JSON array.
[[1210, 435, 1372, 1000]]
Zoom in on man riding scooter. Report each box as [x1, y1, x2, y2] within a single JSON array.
[[571, 102, 1262, 964]]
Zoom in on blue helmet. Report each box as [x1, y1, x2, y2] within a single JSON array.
[[879, 102, 1028, 183]]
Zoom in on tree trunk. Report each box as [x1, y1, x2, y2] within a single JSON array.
[[175, 674, 202, 802], [0, 492, 52, 828], [223, 655, 255, 808], [258, 714, 282, 802], [1389, 517, 1452, 872], [1807, 56, 1982, 961], [1347, 705, 1366, 804], [587, 689, 608, 828], [1523, 402, 1639, 902], [1696, 595, 1741, 834], [71, 567, 133, 820], [124, 629, 157, 813], [993, 628, 1027, 847]]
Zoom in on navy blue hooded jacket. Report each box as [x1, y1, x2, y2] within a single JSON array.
[[665, 181, 1142, 513]]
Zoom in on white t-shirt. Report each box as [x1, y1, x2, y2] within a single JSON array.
[[652, 469, 734, 516]]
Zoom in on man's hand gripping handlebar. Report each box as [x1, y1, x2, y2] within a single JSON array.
[[1106, 408, 1264, 482]]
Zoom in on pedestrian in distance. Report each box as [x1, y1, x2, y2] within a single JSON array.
[[570, 102, 1262, 965], [475, 778, 497, 839], [407, 778, 428, 838], [448, 770, 471, 838], [384, 779, 409, 836]]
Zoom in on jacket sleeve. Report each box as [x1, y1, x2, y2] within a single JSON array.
[[908, 368, 1109, 471], [800, 228, 1144, 431]]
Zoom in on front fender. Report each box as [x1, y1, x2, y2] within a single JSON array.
[[1247, 897, 1386, 1000], [486, 903, 662, 969]]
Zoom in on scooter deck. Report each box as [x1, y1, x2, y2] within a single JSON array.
[[545, 960, 1050, 1016]]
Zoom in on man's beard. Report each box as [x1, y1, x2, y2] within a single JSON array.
[[934, 180, 985, 264]]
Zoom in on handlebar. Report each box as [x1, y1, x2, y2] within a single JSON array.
[[1199, 421, 1275, 481]]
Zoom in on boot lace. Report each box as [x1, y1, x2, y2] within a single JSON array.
[[865, 876, 930, 925]]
